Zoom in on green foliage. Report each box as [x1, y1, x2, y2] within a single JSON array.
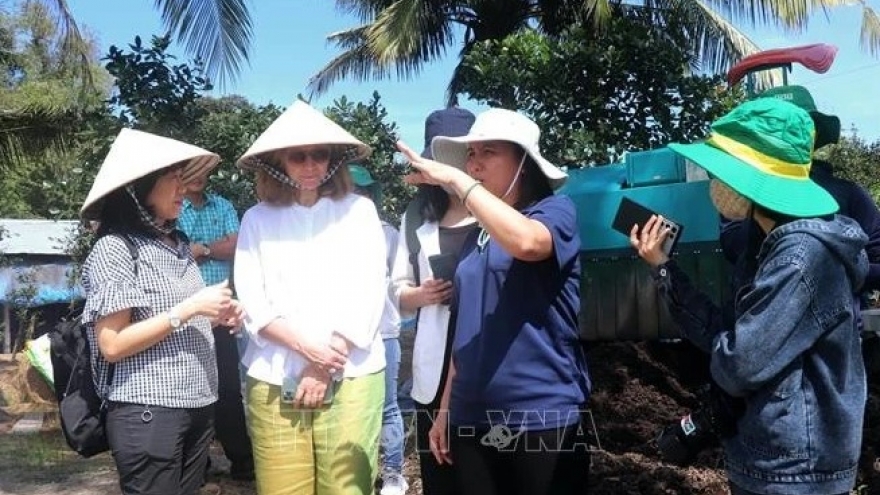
[[0, 2, 109, 218], [458, 11, 743, 166], [323, 92, 414, 225], [192, 96, 283, 214], [816, 136, 880, 203], [103, 34, 212, 139]]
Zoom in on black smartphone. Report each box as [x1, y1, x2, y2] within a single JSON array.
[[428, 253, 457, 281], [611, 196, 684, 256]]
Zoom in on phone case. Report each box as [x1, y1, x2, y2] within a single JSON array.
[[611, 197, 684, 256], [428, 253, 457, 281], [281, 375, 338, 406]]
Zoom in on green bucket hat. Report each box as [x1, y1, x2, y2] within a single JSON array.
[[759, 85, 841, 149], [668, 98, 838, 218], [348, 164, 382, 204]]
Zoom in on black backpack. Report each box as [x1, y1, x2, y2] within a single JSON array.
[[403, 196, 425, 285], [49, 233, 137, 458]]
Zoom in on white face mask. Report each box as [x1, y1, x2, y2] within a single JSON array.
[[709, 179, 752, 220]]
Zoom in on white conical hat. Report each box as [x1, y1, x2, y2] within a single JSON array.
[[80, 128, 220, 219], [236, 100, 371, 169]]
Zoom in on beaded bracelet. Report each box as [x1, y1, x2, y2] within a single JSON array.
[[461, 181, 483, 206]]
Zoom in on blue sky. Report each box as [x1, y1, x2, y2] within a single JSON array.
[[65, 0, 880, 148]]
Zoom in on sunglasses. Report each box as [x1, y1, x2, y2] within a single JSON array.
[[285, 148, 331, 164]]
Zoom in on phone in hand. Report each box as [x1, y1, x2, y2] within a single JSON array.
[[281, 375, 338, 406], [611, 196, 684, 256], [428, 253, 457, 282]]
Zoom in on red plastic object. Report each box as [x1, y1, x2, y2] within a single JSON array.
[[727, 43, 838, 86]]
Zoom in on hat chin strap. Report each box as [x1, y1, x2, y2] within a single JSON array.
[[499, 153, 527, 202], [125, 186, 176, 236]]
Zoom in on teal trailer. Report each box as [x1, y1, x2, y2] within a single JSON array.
[[559, 148, 730, 341]]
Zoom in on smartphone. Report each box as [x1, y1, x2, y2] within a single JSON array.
[[611, 196, 684, 256], [281, 375, 338, 406], [428, 253, 457, 282]]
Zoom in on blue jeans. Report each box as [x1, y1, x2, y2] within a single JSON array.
[[381, 337, 405, 473]]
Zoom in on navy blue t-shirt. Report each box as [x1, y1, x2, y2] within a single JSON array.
[[449, 194, 591, 431]]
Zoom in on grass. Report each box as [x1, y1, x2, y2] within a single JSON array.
[[0, 430, 115, 484]]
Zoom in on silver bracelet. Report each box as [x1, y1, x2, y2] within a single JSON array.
[[461, 181, 483, 206]]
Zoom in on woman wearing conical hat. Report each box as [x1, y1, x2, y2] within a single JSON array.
[[79, 129, 244, 494], [234, 100, 387, 494]]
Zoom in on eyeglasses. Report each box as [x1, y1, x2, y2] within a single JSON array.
[[285, 148, 331, 164]]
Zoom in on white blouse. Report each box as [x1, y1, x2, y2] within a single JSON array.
[[390, 213, 451, 404], [234, 194, 387, 385]]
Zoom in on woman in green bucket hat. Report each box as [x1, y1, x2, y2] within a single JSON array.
[[631, 97, 869, 495]]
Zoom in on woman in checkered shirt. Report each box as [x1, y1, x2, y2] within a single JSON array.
[[79, 129, 245, 495]]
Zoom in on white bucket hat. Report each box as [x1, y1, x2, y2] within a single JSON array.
[[80, 128, 219, 219], [431, 108, 567, 189], [236, 100, 371, 171]]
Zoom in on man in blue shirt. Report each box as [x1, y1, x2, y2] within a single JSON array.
[[178, 171, 254, 481]]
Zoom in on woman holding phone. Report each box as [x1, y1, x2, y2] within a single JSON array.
[[390, 106, 476, 495]]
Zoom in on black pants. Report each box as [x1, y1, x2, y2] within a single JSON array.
[[213, 330, 254, 475], [415, 396, 462, 495], [107, 402, 214, 495], [450, 422, 591, 495]]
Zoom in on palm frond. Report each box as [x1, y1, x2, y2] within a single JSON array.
[[0, 113, 71, 171], [307, 26, 396, 96], [336, 0, 398, 20], [652, 0, 778, 89], [153, 0, 253, 87], [309, 1, 454, 96], [861, 3, 880, 56], [366, 0, 453, 66], [41, 0, 94, 90], [583, 0, 616, 30]]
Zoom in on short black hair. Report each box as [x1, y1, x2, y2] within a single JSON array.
[[417, 185, 451, 223], [95, 168, 166, 239], [514, 151, 553, 210]]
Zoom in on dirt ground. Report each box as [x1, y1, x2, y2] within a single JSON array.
[[3, 339, 880, 494]]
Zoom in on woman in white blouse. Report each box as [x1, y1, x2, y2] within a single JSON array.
[[234, 100, 387, 495]]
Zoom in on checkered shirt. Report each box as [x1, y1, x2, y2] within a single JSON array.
[[81, 233, 217, 408], [177, 193, 240, 285]]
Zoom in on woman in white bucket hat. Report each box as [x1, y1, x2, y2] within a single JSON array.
[[79, 128, 244, 495], [233, 100, 388, 495], [395, 108, 591, 495]]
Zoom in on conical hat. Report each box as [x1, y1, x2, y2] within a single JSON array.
[[236, 100, 371, 169], [80, 128, 219, 219]]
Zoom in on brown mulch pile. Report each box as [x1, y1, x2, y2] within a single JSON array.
[[586, 340, 880, 494], [586, 341, 729, 494]]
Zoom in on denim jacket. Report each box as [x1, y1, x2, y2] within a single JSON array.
[[655, 215, 869, 495]]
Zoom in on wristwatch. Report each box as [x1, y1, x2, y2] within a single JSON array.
[[167, 311, 183, 331], [203, 245, 211, 258]]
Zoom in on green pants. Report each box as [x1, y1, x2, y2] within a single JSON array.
[[247, 372, 384, 495]]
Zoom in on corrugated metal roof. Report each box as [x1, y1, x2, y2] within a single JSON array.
[[0, 219, 79, 255]]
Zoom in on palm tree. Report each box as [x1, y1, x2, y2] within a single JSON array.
[[308, 0, 880, 99], [39, 0, 253, 87]]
